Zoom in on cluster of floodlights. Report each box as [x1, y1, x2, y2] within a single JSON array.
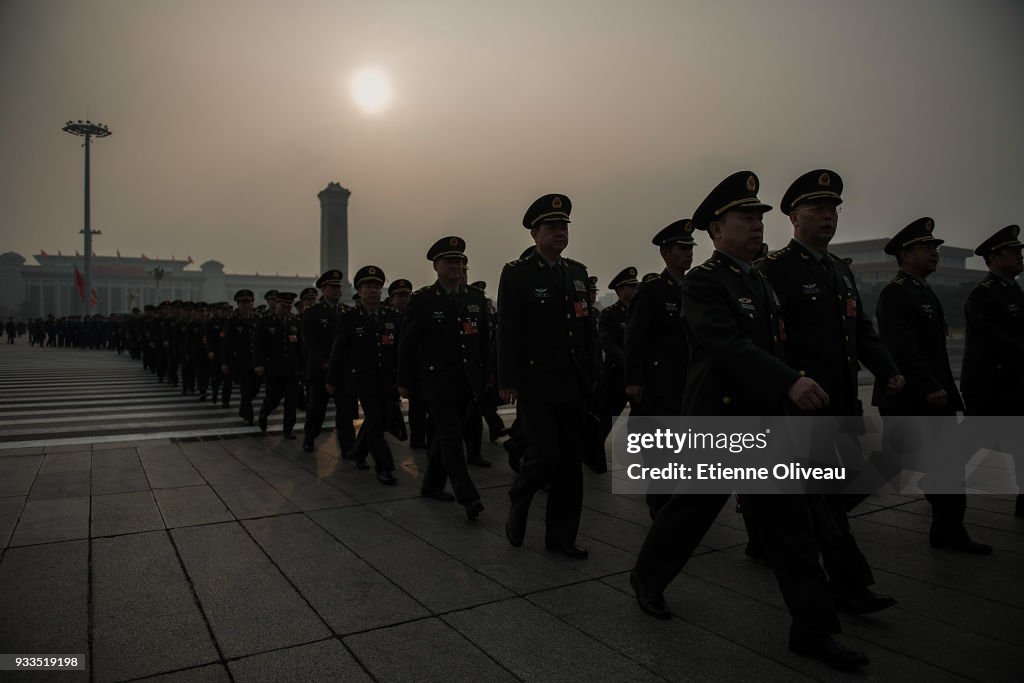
[[62, 120, 111, 137]]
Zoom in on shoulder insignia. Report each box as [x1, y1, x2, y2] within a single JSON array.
[[698, 258, 721, 272], [980, 280, 994, 288], [766, 246, 790, 261], [504, 258, 528, 269]]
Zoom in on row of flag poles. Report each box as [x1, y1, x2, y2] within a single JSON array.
[[39, 249, 193, 263]]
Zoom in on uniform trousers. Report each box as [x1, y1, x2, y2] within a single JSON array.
[[509, 399, 585, 546], [422, 384, 480, 504], [635, 493, 841, 639], [260, 374, 298, 433]]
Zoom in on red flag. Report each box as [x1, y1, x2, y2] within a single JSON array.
[[116, 249, 121, 258], [187, 254, 194, 265], [58, 250, 62, 256], [40, 249, 49, 257], [141, 253, 150, 261], [76, 250, 81, 257], [90, 288, 98, 308], [74, 266, 86, 301]]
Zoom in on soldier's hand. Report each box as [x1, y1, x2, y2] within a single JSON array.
[[885, 375, 906, 395], [221, 364, 230, 375], [320, 362, 329, 370], [398, 386, 410, 399], [500, 388, 517, 404], [787, 377, 829, 411], [326, 383, 336, 395], [208, 352, 215, 360], [925, 389, 948, 406], [625, 385, 643, 403], [254, 366, 265, 376]]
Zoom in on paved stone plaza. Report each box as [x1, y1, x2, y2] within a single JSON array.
[[0, 345, 1022, 682]]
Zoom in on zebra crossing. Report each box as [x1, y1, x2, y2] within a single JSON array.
[[0, 345, 338, 450]]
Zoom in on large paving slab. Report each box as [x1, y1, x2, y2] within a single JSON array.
[[93, 531, 220, 681], [9, 495, 89, 546], [153, 485, 234, 528], [171, 522, 331, 658], [229, 639, 371, 683]]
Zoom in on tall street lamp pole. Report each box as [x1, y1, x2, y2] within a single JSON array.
[[63, 119, 112, 314]]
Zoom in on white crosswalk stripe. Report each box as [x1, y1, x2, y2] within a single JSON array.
[[0, 346, 339, 449]]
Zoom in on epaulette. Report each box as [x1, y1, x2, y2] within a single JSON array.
[[564, 257, 587, 270], [412, 285, 433, 296], [766, 246, 791, 261], [698, 257, 721, 272], [892, 276, 907, 285], [504, 258, 528, 269], [981, 280, 994, 288]]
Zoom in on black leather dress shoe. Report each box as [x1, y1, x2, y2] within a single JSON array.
[[546, 543, 589, 559], [376, 470, 397, 485], [421, 490, 455, 502], [257, 415, 268, 433], [282, 431, 296, 440], [302, 438, 315, 452], [467, 457, 491, 468], [629, 571, 671, 619], [834, 588, 897, 614], [464, 500, 484, 521], [505, 504, 528, 547], [789, 635, 869, 670], [356, 459, 370, 470]]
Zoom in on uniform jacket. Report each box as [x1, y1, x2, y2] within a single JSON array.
[[251, 313, 302, 377], [872, 271, 963, 414], [398, 282, 490, 401], [682, 251, 800, 416], [302, 300, 346, 379], [329, 304, 401, 396], [598, 299, 628, 386], [759, 240, 898, 414], [496, 252, 599, 402], [960, 272, 1024, 409], [623, 270, 688, 406]]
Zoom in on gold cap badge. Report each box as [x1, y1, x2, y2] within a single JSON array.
[[746, 175, 756, 192]]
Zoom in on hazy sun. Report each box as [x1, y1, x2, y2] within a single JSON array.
[[351, 68, 393, 115]]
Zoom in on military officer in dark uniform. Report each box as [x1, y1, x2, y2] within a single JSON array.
[[630, 172, 868, 670], [204, 303, 229, 406], [597, 267, 638, 448], [759, 169, 902, 613], [301, 270, 350, 453], [221, 290, 258, 421], [961, 225, 1024, 518], [398, 238, 489, 518], [471, 280, 508, 442], [499, 194, 600, 558], [623, 219, 696, 518], [253, 291, 302, 438], [872, 218, 991, 553], [329, 266, 400, 484], [388, 278, 427, 447]]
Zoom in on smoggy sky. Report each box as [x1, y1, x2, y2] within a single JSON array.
[[2, 0, 1021, 289]]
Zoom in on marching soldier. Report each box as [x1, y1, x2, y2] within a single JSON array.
[[472, 280, 508, 442], [873, 218, 991, 553], [623, 219, 696, 518], [221, 290, 259, 422], [759, 169, 901, 614], [204, 303, 230, 406], [187, 302, 211, 400], [329, 266, 400, 484], [253, 291, 302, 438], [398, 238, 489, 517], [597, 266, 639, 449], [961, 225, 1024, 518], [629, 172, 868, 669], [499, 194, 600, 557], [302, 270, 350, 453], [387, 278, 428, 447]]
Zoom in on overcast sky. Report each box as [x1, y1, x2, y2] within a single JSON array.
[[2, 0, 1021, 287]]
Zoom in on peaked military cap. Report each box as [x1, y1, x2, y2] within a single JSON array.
[[884, 217, 944, 256], [974, 225, 1023, 257], [275, 291, 297, 303], [652, 219, 696, 246], [609, 267, 639, 290], [171, 300, 183, 307], [300, 287, 319, 301], [587, 276, 599, 292], [523, 193, 572, 228], [641, 272, 660, 283], [233, 289, 254, 301], [427, 236, 467, 262], [316, 269, 344, 288], [388, 278, 413, 295], [470, 280, 487, 290], [263, 289, 278, 301], [692, 171, 773, 230], [781, 169, 844, 215], [354, 265, 385, 288], [195, 301, 208, 309]]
